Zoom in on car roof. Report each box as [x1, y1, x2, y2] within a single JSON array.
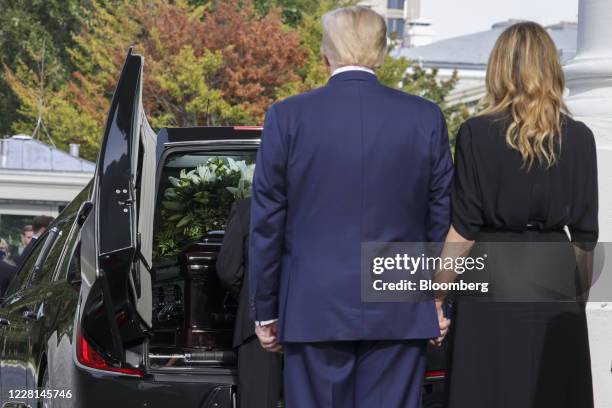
[[157, 126, 261, 146], [155, 126, 262, 162]]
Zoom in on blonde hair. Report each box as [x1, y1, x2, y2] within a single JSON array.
[[481, 21, 568, 169], [321, 6, 387, 69]]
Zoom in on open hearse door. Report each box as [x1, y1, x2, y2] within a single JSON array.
[[78, 49, 156, 374]]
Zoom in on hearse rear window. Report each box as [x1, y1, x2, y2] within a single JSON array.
[[154, 151, 256, 261]]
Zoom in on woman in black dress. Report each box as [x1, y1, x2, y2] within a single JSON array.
[[434, 22, 597, 408]]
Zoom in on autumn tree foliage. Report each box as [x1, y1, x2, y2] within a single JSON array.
[[5, 0, 307, 160], [200, 1, 307, 119], [4, 0, 464, 160]]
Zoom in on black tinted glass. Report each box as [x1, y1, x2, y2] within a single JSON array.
[[4, 233, 50, 297], [31, 218, 76, 286], [57, 228, 81, 283]]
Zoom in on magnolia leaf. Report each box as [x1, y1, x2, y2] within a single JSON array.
[[162, 200, 183, 211], [164, 188, 177, 199], [176, 214, 193, 228]]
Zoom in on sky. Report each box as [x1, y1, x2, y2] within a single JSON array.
[[420, 0, 579, 40]]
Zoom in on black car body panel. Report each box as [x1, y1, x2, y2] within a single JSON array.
[[0, 51, 445, 408]]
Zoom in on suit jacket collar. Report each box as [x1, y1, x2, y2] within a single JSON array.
[[327, 70, 378, 85]]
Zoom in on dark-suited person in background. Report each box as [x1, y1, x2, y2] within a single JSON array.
[[217, 197, 282, 408], [249, 6, 452, 408], [14, 215, 53, 268], [17, 224, 33, 257]]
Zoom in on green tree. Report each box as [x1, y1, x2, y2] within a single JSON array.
[[3, 0, 134, 159], [5, 0, 306, 160], [4, 40, 104, 159], [188, 0, 322, 26], [253, 0, 320, 26], [153, 46, 249, 128], [378, 55, 469, 144], [0, 0, 85, 136]]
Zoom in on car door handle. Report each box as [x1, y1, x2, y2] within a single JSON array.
[[0, 317, 10, 327], [22, 310, 37, 321]]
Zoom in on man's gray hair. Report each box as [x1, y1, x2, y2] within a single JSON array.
[[321, 6, 387, 69]]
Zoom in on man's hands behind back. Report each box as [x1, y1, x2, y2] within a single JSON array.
[[256, 321, 283, 353]]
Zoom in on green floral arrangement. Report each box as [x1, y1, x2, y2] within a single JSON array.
[[154, 157, 255, 259]]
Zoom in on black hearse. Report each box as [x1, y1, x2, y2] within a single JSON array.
[[0, 51, 445, 408]]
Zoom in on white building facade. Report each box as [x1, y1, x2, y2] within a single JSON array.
[[359, 0, 434, 47], [0, 135, 94, 249], [394, 20, 578, 108]]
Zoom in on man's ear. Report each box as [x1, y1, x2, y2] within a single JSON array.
[[323, 55, 331, 73], [375, 52, 386, 70]]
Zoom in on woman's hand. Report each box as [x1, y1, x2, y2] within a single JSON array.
[[430, 299, 451, 347], [429, 225, 474, 347]]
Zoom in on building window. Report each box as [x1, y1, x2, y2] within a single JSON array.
[[387, 18, 405, 39], [388, 0, 405, 10]]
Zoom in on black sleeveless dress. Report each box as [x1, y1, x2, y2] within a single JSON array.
[[445, 114, 597, 408]]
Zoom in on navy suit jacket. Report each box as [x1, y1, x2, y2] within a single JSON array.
[[249, 70, 453, 343]]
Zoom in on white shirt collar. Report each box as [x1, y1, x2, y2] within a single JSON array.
[[331, 65, 376, 77]]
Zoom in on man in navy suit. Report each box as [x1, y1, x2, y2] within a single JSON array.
[[249, 6, 453, 407]]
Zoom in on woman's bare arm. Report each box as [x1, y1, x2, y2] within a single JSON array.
[[430, 226, 475, 346], [573, 245, 594, 303], [434, 226, 475, 301]]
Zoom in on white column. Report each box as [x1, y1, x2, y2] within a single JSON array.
[[565, 1, 612, 407], [565, 0, 612, 139], [404, 0, 421, 20]]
